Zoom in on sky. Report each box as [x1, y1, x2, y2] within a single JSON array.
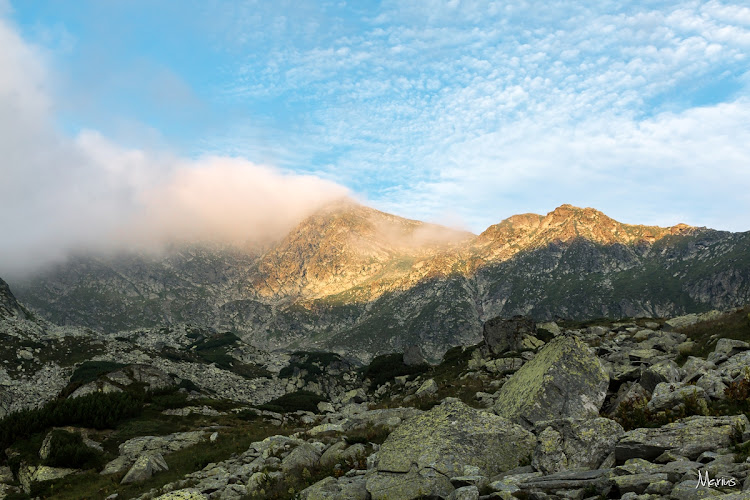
[[1, 0, 750, 274]]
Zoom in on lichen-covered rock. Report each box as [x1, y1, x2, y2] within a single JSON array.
[[532, 418, 624, 474], [415, 378, 438, 398], [640, 359, 681, 393], [616, 414, 750, 462], [300, 475, 369, 500], [366, 398, 535, 500], [18, 465, 78, 493], [102, 431, 206, 475], [492, 335, 609, 428], [154, 489, 207, 499], [646, 382, 708, 412]]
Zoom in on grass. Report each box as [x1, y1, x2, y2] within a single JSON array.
[[24, 420, 296, 500], [678, 305, 750, 358]]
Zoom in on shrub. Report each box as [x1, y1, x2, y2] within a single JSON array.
[[0, 391, 143, 456], [69, 361, 126, 385], [256, 390, 325, 413], [44, 430, 105, 470], [364, 353, 428, 388]]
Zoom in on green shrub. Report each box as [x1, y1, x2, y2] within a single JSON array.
[[256, 390, 325, 413], [44, 430, 105, 470], [0, 391, 143, 457], [69, 361, 126, 385], [364, 353, 428, 388]]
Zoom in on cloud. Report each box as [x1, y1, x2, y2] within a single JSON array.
[[0, 16, 349, 277], [217, 0, 750, 232]]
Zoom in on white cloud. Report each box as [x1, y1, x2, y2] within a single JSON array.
[[0, 16, 349, 277]]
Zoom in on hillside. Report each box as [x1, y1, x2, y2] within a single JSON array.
[[11, 202, 750, 360]]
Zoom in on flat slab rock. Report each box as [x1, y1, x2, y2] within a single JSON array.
[[616, 414, 750, 462]]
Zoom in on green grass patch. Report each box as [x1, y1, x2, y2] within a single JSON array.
[[679, 305, 750, 358]]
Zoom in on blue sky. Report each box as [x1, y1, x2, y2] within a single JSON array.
[[2, 1, 750, 272]]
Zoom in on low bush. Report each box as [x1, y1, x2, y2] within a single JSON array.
[[363, 353, 428, 388], [0, 391, 143, 458], [69, 361, 126, 385], [43, 430, 106, 470], [256, 390, 325, 413]]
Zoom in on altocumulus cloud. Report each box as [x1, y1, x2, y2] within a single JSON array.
[[0, 16, 349, 277]]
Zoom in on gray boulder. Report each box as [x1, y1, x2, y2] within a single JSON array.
[[532, 418, 624, 474], [646, 382, 708, 412], [300, 475, 368, 500], [366, 398, 535, 500], [640, 359, 681, 393], [616, 414, 750, 462], [281, 443, 321, 472], [121, 453, 168, 484], [403, 345, 427, 366], [493, 335, 609, 428], [482, 316, 537, 355]]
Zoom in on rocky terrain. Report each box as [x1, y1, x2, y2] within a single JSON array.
[[11, 202, 750, 361], [1, 271, 750, 499]]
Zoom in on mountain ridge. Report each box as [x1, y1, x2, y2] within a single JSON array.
[[10, 202, 749, 360]]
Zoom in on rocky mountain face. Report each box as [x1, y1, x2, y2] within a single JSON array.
[[11, 202, 750, 361]]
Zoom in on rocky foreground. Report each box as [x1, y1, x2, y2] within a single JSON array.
[[2, 285, 750, 498]]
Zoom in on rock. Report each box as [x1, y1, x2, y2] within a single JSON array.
[[482, 316, 537, 355], [0, 466, 13, 483], [663, 314, 700, 331], [449, 485, 479, 500], [415, 378, 438, 398], [683, 357, 717, 383], [121, 453, 168, 484], [605, 382, 650, 416], [616, 414, 750, 462], [537, 322, 561, 336], [519, 469, 613, 494], [102, 431, 206, 475], [493, 335, 609, 428], [403, 345, 427, 366], [646, 382, 708, 412], [19, 465, 78, 493], [696, 372, 729, 400], [153, 489, 207, 499], [484, 357, 524, 375], [713, 339, 749, 357], [281, 443, 321, 472], [612, 473, 669, 495], [669, 480, 724, 499], [317, 401, 335, 413], [300, 475, 368, 500], [640, 359, 681, 393], [366, 398, 535, 500], [532, 418, 624, 474]]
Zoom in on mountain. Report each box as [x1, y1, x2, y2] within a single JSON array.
[[11, 202, 750, 360]]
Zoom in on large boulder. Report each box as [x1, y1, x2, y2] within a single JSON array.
[[532, 418, 624, 474], [482, 316, 537, 355], [366, 398, 535, 500], [616, 414, 750, 462], [492, 335, 609, 428], [403, 345, 428, 367]]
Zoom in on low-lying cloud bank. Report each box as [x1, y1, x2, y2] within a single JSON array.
[[0, 16, 348, 277]]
